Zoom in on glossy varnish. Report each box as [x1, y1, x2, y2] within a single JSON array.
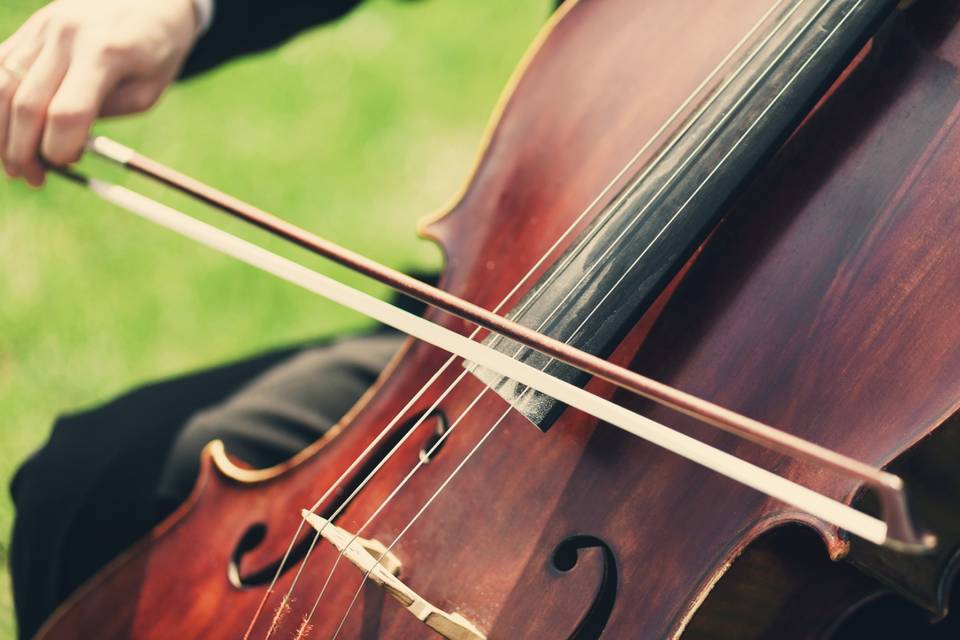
[[38, 1, 960, 638]]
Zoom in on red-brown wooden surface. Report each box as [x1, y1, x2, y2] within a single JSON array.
[[38, 1, 960, 637]]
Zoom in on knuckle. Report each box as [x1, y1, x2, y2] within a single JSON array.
[[4, 151, 24, 170], [3, 159, 20, 177], [12, 95, 42, 121], [0, 80, 14, 102], [49, 19, 79, 44], [42, 141, 80, 165], [6, 146, 27, 165], [47, 104, 91, 129], [95, 41, 132, 63], [130, 89, 159, 112]]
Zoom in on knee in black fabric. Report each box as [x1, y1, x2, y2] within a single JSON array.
[[153, 332, 406, 507], [9, 406, 173, 640], [9, 419, 78, 640], [152, 400, 303, 506]]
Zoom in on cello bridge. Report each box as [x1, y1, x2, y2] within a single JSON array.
[[301, 510, 487, 640]]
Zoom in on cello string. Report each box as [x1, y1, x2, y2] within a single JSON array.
[[268, 0, 799, 637], [278, 0, 798, 631], [255, 0, 793, 632], [311, 0, 811, 625], [253, 10, 740, 627], [314, 0, 819, 627], [329, 0, 864, 634]]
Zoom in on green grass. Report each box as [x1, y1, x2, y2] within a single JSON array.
[[0, 1, 548, 636]]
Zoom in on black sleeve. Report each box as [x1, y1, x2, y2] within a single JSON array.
[[180, 0, 365, 78]]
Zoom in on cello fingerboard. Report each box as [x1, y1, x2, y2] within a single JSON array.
[[467, 0, 898, 430]]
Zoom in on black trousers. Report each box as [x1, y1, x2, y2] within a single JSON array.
[[9, 330, 404, 639]]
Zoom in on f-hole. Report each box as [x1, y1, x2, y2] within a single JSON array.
[[551, 535, 618, 639], [229, 523, 326, 588], [227, 409, 446, 588], [418, 412, 449, 464]]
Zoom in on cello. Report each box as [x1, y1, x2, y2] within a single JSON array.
[[32, 0, 960, 637]]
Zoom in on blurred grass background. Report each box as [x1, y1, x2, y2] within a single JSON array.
[[0, 0, 548, 635]]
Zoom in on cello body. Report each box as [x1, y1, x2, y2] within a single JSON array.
[[37, 0, 960, 637]]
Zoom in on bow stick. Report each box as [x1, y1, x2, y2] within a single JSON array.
[[49, 136, 933, 552]]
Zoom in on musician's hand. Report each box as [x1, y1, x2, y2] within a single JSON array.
[[0, 0, 199, 186]]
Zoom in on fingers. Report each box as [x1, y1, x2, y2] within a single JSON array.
[[0, 0, 198, 186], [0, 44, 41, 178], [41, 60, 115, 166], [0, 10, 51, 179], [4, 40, 68, 186], [0, 70, 19, 171]]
